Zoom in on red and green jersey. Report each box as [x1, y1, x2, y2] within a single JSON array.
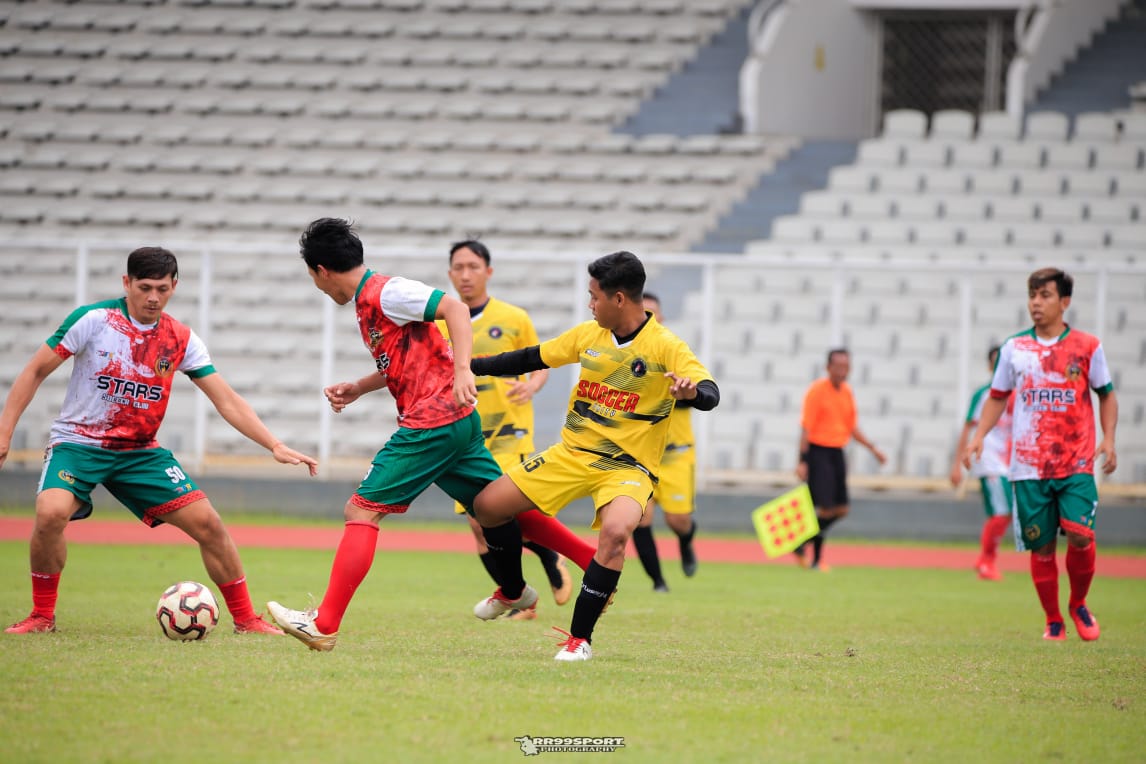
[[45, 298, 215, 450], [437, 297, 540, 458], [990, 326, 1113, 481], [354, 270, 472, 429]]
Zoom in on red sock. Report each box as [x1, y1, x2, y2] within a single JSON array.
[[31, 572, 61, 619], [517, 509, 595, 572], [218, 576, 257, 624], [1065, 541, 1096, 609], [1030, 552, 1062, 623], [315, 521, 379, 634], [980, 516, 1010, 563]]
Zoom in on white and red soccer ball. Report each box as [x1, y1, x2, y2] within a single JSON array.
[[156, 581, 219, 641]]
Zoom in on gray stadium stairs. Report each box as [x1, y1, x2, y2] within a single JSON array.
[[693, 141, 859, 253], [1032, 0, 1146, 117], [617, 5, 750, 136]]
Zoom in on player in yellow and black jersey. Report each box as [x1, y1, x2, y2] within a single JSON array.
[[469, 251, 719, 661]]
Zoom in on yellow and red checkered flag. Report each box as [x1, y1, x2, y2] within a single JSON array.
[[752, 484, 819, 558]]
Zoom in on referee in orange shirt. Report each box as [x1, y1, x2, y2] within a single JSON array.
[[794, 348, 887, 570]]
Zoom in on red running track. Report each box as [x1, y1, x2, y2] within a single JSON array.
[[0, 517, 1143, 579]]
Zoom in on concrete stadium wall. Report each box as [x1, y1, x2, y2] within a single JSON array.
[[2, 469, 1143, 546]]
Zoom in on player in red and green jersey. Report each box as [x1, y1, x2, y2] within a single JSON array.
[[439, 240, 578, 620], [469, 251, 719, 661], [267, 219, 593, 651], [965, 267, 1118, 642], [0, 247, 317, 635], [949, 345, 1014, 582]]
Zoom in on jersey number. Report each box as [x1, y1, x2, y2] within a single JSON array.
[[522, 455, 546, 473], [165, 466, 187, 484]]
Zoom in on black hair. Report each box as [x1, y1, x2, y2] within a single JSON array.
[[588, 251, 645, 302], [449, 240, 491, 266], [642, 291, 660, 304], [1028, 267, 1073, 298], [126, 247, 178, 281], [988, 344, 1001, 364], [827, 347, 849, 364], [299, 217, 364, 273]]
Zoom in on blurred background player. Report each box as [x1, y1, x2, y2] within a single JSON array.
[[630, 292, 699, 592], [949, 344, 1014, 582], [964, 267, 1118, 642], [794, 348, 887, 571], [1, 247, 317, 635], [468, 251, 718, 661], [440, 240, 572, 620]]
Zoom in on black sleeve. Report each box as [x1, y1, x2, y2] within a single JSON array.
[[470, 346, 548, 377], [676, 379, 719, 411]]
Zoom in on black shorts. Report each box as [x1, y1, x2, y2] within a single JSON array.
[[806, 444, 848, 509]]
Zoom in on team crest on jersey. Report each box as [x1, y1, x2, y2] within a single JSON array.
[[1025, 524, 1040, 542], [630, 358, 647, 377], [154, 357, 174, 377], [1065, 362, 1082, 381], [488, 326, 503, 339], [368, 328, 383, 349], [375, 352, 391, 373], [57, 470, 76, 485]]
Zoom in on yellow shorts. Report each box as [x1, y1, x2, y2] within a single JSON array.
[[506, 442, 654, 530], [453, 452, 521, 515], [652, 455, 694, 515]]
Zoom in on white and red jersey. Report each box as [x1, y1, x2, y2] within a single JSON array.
[[965, 383, 1013, 478], [46, 298, 215, 450], [990, 326, 1113, 481], [354, 270, 473, 429]]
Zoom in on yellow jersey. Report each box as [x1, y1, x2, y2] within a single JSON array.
[[438, 297, 540, 458], [540, 314, 711, 479]]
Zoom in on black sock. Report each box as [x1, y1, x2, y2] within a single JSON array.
[[812, 516, 840, 565], [569, 560, 621, 642], [478, 551, 499, 585], [524, 541, 563, 590], [631, 526, 664, 586], [677, 518, 696, 544], [481, 520, 525, 599]]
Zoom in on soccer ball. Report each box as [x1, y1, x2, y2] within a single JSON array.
[[156, 581, 220, 641]]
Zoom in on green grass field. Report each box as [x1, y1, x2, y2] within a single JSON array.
[[2, 538, 1144, 763]]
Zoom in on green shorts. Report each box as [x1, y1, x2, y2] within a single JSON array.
[[352, 411, 501, 515], [1012, 474, 1098, 551], [38, 442, 206, 527], [979, 475, 1013, 519]]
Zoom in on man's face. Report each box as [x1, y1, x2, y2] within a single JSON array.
[[642, 297, 662, 322], [588, 278, 620, 330], [1028, 280, 1069, 329], [122, 274, 175, 324], [827, 352, 850, 384], [308, 265, 350, 305], [448, 247, 491, 304]]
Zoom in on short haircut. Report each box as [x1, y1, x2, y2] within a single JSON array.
[[449, 240, 491, 266], [127, 247, 178, 281], [1028, 267, 1073, 298], [827, 347, 849, 365], [588, 251, 645, 301], [299, 217, 364, 273], [642, 291, 660, 305]]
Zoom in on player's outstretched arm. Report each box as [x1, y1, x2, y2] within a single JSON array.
[[0, 345, 65, 470], [1096, 389, 1118, 474], [325, 373, 388, 413], [471, 346, 549, 377], [962, 395, 1006, 469], [193, 373, 318, 476]]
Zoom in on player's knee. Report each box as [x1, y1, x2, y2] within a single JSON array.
[[1065, 530, 1093, 548]]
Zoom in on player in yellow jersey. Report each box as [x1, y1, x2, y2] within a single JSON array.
[[439, 241, 573, 619], [630, 293, 700, 592], [469, 251, 719, 661]]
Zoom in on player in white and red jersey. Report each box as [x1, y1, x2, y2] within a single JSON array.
[[965, 268, 1118, 642], [267, 219, 595, 651], [0, 247, 317, 635], [949, 345, 1015, 581]]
